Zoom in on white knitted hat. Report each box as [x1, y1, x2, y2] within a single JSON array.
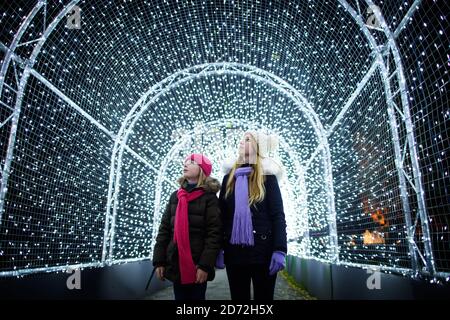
[[245, 131, 279, 158]]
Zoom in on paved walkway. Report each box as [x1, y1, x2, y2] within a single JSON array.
[[145, 269, 309, 300]]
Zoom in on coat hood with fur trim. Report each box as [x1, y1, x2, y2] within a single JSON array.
[[221, 157, 284, 181], [179, 176, 221, 193], [201, 176, 221, 193]]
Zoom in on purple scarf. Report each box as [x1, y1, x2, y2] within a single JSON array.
[[230, 166, 254, 246]]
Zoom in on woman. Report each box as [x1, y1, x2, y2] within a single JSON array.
[[152, 153, 222, 300], [219, 131, 287, 300]]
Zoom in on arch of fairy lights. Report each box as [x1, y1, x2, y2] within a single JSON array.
[[150, 117, 313, 264], [105, 63, 337, 267], [0, 0, 448, 281]]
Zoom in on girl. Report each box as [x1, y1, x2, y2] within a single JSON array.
[[152, 153, 222, 300], [219, 131, 287, 300]]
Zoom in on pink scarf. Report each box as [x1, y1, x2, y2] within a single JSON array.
[[174, 188, 205, 284]]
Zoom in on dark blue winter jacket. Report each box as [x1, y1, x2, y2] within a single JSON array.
[[219, 160, 287, 265]]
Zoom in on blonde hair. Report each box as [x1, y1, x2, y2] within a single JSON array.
[[177, 167, 208, 189], [225, 135, 266, 205]]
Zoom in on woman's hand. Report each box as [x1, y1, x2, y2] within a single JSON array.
[[196, 268, 208, 284], [156, 266, 165, 281], [269, 251, 286, 275]]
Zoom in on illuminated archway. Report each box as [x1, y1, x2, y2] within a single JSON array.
[[0, 0, 447, 280]]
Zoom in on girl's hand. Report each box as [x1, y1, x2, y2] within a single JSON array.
[[156, 266, 165, 281], [196, 268, 208, 284]]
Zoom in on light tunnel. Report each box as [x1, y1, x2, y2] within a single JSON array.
[[0, 0, 449, 297]]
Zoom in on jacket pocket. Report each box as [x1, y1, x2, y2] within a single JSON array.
[[252, 229, 273, 260]]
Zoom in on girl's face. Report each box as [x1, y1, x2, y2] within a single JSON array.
[[183, 159, 201, 180], [239, 133, 257, 158]]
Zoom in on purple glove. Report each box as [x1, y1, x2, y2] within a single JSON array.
[[215, 250, 225, 269], [269, 251, 286, 275]]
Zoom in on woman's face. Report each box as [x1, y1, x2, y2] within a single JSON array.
[[239, 133, 257, 158], [183, 159, 201, 180]]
